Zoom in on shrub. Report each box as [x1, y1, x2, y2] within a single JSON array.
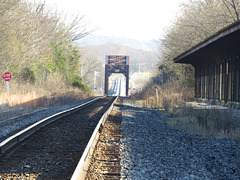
[[21, 67, 36, 84], [72, 74, 90, 92]]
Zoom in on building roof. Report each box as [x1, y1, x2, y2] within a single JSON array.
[[174, 20, 240, 65]]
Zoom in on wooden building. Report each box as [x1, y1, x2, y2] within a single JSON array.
[[174, 21, 240, 107]]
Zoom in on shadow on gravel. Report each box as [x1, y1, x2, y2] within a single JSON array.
[[119, 98, 240, 179], [19, 94, 86, 108]]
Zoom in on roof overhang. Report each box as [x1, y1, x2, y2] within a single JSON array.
[[174, 21, 240, 65]]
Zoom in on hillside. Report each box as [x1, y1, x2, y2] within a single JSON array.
[[76, 35, 158, 51], [78, 43, 159, 73], [77, 43, 159, 91]]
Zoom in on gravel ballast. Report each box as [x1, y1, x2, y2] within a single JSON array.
[[120, 98, 240, 179]]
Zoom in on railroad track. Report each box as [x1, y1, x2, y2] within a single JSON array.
[[0, 96, 117, 179], [84, 98, 123, 180]]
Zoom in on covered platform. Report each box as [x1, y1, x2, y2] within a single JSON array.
[[174, 21, 240, 107]]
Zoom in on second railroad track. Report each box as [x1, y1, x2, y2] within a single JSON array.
[[0, 96, 116, 179]]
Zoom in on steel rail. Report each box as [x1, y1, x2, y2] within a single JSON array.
[[71, 96, 118, 180], [0, 97, 102, 154]]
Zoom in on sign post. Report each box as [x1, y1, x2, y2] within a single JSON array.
[[3, 72, 12, 95]]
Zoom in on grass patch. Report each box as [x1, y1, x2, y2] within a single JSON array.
[[132, 79, 240, 140], [0, 77, 91, 109], [164, 107, 240, 140]]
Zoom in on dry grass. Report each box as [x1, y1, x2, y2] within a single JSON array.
[[165, 107, 240, 140], [0, 76, 90, 109], [132, 80, 240, 140], [131, 80, 194, 111]]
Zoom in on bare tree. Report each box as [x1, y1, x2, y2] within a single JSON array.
[[157, 0, 240, 87], [0, 0, 94, 87], [78, 48, 102, 86], [221, 0, 240, 20]]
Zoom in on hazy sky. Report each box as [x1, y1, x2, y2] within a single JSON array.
[[43, 0, 187, 41]]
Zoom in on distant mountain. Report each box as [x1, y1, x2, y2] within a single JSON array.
[[76, 40, 160, 90], [77, 43, 159, 74], [75, 35, 158, 51]]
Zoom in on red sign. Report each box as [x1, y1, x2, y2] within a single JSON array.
[[3, 72, 12, 81]]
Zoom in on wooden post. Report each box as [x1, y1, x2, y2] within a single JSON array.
[[222, 60, 227, 102], [104, 65, 109, 96], [201, 65, 205, 99], [232, 57, 237, 101], [195, 66, 198, 99], [237, 55, 240, 102], [155, 86, 158, 106], [216, 63, 220, 101], [126, 65, 129, 96]]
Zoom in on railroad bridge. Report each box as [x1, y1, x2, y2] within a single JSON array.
[[104, 55, 129, 96], [174, 21, 240, 107]]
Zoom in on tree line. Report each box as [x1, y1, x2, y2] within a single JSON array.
[[0, 0, 90, 92], [134, 0, 240, 108], [158, 0, 240, 88]]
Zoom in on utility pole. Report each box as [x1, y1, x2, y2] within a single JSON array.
[[94, 71, 98, 90], [137, 63, 146, 73], [80, 63, 85, 77]]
